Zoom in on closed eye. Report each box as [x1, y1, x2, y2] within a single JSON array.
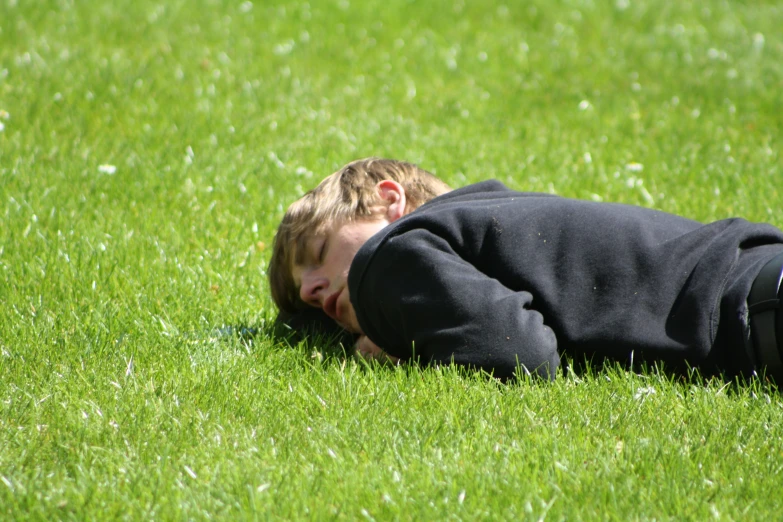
[[318, 237, 328, 263]]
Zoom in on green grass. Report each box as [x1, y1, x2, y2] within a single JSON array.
[[2, 0, 783, 519]]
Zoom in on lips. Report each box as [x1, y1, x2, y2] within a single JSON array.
[[323, 290, 341, 322]]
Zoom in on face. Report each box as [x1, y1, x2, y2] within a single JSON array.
[[292, 218, 389, 333]]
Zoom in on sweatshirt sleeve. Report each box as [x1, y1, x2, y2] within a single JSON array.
[[351, 228, 560, 379]]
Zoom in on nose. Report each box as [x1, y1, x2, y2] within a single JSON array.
[[299, 273, 328, 307]]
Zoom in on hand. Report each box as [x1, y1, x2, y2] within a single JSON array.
[[354, 335, 400, 365]]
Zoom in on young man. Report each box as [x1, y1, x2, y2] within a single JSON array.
[[270, 158, 783, 382]]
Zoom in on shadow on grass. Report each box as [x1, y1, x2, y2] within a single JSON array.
[[213, 311, 781, 393], [213, 307, 356, 360], [563, 356, 780, 395]]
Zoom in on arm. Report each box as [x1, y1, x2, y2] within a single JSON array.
[[353, 230, 560, 379], [355, 335, 400, 364]]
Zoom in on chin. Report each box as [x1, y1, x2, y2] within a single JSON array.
[[341, 318, 361, 334], [342, 323, 361, 334]]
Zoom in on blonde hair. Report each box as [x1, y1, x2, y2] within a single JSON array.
[[269, 158, 451, 313]]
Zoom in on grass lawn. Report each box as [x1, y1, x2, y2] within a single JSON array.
[[2, 0, 783, 519]]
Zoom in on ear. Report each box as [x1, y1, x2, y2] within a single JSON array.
[[376, 180, 407, 222]]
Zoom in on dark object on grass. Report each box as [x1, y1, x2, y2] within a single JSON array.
[[212, 325, 260, 341], [274, 307, 356, 347]]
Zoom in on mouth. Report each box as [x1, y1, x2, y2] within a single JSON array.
[[323, 290, 341, 322]]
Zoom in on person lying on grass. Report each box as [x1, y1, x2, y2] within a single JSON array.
[[269, 158, 783, 383]]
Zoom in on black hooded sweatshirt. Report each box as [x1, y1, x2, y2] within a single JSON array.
[[349, 180, 783, 379]]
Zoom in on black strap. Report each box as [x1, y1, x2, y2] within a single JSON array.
[[748, 251, 783, 382]]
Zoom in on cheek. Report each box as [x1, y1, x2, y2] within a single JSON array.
[[332, 250, 355, 277]]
